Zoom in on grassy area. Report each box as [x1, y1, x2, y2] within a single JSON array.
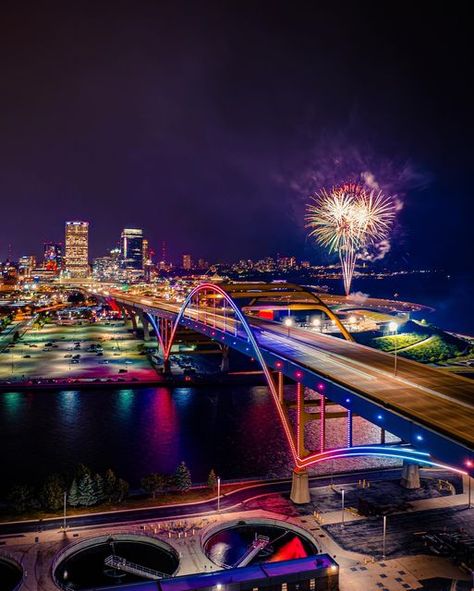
[[371, 332, 428, 352], [0, 483, 243, 524], [399, 335, 466, 363]]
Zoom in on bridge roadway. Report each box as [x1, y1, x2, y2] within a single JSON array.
[[109, 291, 474, 470]]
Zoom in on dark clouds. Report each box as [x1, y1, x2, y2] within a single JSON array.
[[0, 2, 472, 268]]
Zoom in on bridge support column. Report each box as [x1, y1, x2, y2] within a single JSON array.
[[277, 371, 284, 404], [347, 409, 353, 448], [400, 461, 420, 489], [140, 314, 151, 343], [290, 467, 310, 504], [320, 394, 326, 452], [296, 382, 305, 458], [220, 345, 230, 372], [380, 428, 386, 445], [142, 317, 151, 341], [163, 357, 171, 374], [137, 311, 151, 342]]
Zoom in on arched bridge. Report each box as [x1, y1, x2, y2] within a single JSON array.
[[92, 282, 474, 502]]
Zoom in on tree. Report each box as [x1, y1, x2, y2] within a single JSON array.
[[68, 479, 80, 507], [103, 468, 117, 503], [75, 463, 92, 482], [115, 478, 129, 503], [141, 473, 166, 499], [77, 472, 97, 507], [40, 474, 64, 512], [174, 461, 192, 493], [94, 473, 105, 504], [7, 484, 35, 514], [207, 469, 218, 491]]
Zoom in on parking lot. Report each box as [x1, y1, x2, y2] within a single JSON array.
[[0, 320, 159, 383]]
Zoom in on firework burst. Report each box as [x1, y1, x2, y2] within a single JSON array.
[[306, 183, 396, 295]]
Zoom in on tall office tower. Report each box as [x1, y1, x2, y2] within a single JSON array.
[[182, 254, 192, 271], [120, 228, 143, 270], [18, 255, 36, 277], [43, 242, 63, 272], [142, 238, 149, 268], [161, 241, 167, 263], [64, 221, 89, 278]]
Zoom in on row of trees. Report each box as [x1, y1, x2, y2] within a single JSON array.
[[6, 463, 218, 514], [6, 464, 129, 514], [140, 463, 218, 497], [68, 465, 129, 508]]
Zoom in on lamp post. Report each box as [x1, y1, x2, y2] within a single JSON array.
[[217, 476, 221, 513], [63, 490, 67, 530], [341, 489, 345, 527], [284, 316, 293, 337], [388, 321, 398, 376], [382, 514, 387, 559]]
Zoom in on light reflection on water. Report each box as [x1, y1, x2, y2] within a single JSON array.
[[0, 384, 399, 490]]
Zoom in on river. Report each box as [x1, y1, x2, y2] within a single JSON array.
[[0, 384, 398, 492]]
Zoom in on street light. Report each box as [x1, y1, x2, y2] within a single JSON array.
[[63, 490, 67, 530], [341, 488, 345, 527], [382, 514, 387, 559], [388, 321, 398, 376], [217, 476, 221, 512], [284, 316, 293, 337]]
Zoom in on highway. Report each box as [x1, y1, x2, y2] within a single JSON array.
[[109, 289, 474, 455]]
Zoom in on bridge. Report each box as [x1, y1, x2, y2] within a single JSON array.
[[90, 281, 474, 503]]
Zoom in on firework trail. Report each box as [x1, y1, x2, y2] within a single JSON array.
[[306, 183, 396, 295]]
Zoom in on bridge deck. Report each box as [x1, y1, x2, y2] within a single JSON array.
[[110, 292, 474, 454], [252, 319, 474, 449]]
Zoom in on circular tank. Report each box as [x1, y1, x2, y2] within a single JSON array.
[[53, 533, 179, 590], [202, 518, 318, 569], [0, 555, 23, 591]]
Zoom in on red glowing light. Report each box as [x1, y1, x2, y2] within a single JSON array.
[[267, 537, 308, 562]]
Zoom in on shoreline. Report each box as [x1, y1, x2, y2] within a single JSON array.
[[0, 371, 268, 392]]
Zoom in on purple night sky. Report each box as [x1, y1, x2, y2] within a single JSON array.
[[0, 3, 472, 270]]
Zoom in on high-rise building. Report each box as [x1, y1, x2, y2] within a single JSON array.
[[142, 238, 149, 268], [18, 255, 36, 277], [182, 254, 192, 271], [64, 221, 89, 278], [120, 228, 143, 270], [43, 242, 63, 272]]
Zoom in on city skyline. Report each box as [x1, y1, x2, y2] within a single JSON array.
[[0, 4, 473, 271]]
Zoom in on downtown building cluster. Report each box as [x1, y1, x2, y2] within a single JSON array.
[[0, 222, 154, 285]]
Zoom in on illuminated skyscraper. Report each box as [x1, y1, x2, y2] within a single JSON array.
[[120, 228, 144, 270], [18, 255, 36, 277], [64, 221, 89, 278], [142, 238, 149, 268], [43, 242, 63, 272], [182, 254, 192, 271]]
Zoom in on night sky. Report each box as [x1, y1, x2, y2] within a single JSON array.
[[1, 3, 472, 269]]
